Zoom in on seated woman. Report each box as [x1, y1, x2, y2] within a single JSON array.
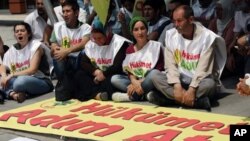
[[0, 22, 54, 103], [111, 16, 164, 102], [71, 21, 131, 101]]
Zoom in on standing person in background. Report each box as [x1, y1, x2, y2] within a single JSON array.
[[25, 0, 48, 41], [150, 5, 226, 111], [25, 0, 53, 77], [111, 16, 164, 102], [0, 22, 53, 103], [0, 36, 6, 59]]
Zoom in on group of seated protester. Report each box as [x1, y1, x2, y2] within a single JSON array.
[[0, 0, 250, 113]]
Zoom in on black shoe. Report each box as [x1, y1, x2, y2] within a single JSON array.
[[194, 97, 211, 112], [0, 93, 4, 104], [99, 92, 109, 101], [146, 91, 175, 106]]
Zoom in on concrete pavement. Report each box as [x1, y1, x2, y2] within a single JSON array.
[[1, 9, 250, 141]]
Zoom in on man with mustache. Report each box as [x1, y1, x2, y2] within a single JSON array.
[[148, 5, 226, 112], [24, 0, 48, 41]]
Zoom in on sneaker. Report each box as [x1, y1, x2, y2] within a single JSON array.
[[112, 92, 131, 102], [194, 97, 211, 112], [146, 91, 175, 106], [99, 92, 109, 101]]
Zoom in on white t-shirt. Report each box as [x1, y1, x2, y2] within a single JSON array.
[[24, 10, 48, 41], [53, 21, 91, 57], [3, 40, 46, 78], [123, 40, 161, 78], [85, 34, 130, 71], [165, 22, 226, 80]]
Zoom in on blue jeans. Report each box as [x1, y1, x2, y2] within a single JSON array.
[[2, 75, 53, 99], [111, 70, 157, 100]]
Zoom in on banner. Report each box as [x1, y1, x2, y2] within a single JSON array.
[[0, 99, 249, 141], [132, 0, 145, 17], [91, 0, 110, 25]]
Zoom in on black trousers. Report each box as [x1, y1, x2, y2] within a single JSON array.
[[73, 70, 114, 101]]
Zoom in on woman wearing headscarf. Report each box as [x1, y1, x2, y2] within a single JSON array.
[[70, 20, 131, 101], [111, 16, 164, 102], [208, 0, 237, 77]]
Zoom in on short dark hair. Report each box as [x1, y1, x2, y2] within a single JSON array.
[[121, 0, 135, 4], [13, 22, 33, 41], [174, 5, 194, 19], [143, 0, 159, 11], [62, 0, 79, 12]]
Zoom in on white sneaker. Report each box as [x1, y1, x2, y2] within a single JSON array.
[[112, 92, 131, 102]]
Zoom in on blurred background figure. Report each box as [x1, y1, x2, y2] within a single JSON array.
[[158, 0, 188, 46], [227, 0, 250, 78], [117, 0, 136, 39], [0, 36, 9, 59], [191, 0, 216, 27], [208, 0, 236, 78], [77, 0, 94, 21], [25, 0, 48, 41], [142, 0, 172, 40]]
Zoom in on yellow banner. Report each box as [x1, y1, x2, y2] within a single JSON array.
[[91, 0, 110, 25], [0, 99, 249, 141], [132, 0, 145, 17]]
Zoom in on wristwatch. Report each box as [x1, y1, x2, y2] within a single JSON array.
[[246, 35, 249, 44]]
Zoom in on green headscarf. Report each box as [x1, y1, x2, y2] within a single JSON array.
[[129, 16, 148, 34]]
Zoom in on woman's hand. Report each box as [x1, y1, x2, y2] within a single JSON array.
[[1, 74, 13, 89], [131, 79, 144, 95]]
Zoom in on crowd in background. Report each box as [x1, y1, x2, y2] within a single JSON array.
[[0, 0, 249, 112]]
